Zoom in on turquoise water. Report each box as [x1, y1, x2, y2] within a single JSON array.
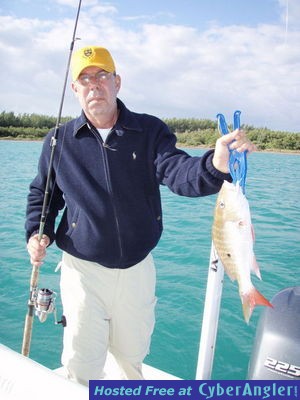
[[0, 141, 299, 379]]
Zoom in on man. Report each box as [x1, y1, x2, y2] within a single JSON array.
[[26, 46, 256, 384]]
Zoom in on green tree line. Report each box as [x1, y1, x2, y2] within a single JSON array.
[[0, 111, 72, 139], [1, 111, 299, 151], [164, 118, 300, 151]]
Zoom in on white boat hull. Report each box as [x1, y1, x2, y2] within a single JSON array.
[[0, 344, 180, 399]]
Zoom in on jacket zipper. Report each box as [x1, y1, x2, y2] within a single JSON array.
[[91, 128, 124, 264]]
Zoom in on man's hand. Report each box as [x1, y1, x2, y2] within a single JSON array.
[[212, 129, 257, 173], [27, 234, 50, 267]]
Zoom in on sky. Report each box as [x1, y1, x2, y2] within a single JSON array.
[[0, 0, 300, 132]]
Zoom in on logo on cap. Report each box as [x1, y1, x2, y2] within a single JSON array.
[[83, 48, 93, 58]]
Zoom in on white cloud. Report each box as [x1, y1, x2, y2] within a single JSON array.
[[55, 0, 118, 14], [278, 0, 300, 28], [0, 1, 299, 132]]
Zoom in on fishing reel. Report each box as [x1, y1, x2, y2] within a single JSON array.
[[34, 288, 66, 327]]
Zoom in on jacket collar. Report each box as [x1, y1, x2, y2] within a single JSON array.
[[73, 98, 143, 137]]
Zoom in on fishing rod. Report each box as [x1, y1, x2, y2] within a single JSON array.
[[21, 0, 82, 357]]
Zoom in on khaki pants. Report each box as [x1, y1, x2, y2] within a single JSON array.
[[59, 252, 157, 385]]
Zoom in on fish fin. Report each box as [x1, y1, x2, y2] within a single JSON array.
[[251, 224, 256, 242], [241, 286, 273, 324], [251, 256, 262, 280]]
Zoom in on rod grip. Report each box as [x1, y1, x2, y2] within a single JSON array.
[[21, 310, 34, 356]]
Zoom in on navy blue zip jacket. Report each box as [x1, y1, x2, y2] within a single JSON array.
[[25, 99, 231, 268]]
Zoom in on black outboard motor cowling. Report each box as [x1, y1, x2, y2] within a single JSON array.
[[248, 286, 300, 380]]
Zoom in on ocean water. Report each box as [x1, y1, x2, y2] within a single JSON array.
[[0, 140, 299, 380]]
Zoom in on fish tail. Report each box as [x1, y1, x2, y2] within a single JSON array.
[[241, 286, 273, 324]]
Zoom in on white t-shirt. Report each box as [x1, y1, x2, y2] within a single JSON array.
[[97, 128, 111, 142]]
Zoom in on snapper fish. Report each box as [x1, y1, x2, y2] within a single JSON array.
[[212, 180, 272, 323]]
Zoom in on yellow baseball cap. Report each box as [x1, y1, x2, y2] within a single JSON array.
[[71, 46, 116, 81]]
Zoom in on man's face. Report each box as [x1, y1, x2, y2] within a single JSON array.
[[72, 66, 121, 121]]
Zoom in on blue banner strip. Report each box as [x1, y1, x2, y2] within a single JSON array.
[[89, 380, 299, 400]]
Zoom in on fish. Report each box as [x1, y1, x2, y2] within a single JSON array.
[[212, 180, 272, 323]]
